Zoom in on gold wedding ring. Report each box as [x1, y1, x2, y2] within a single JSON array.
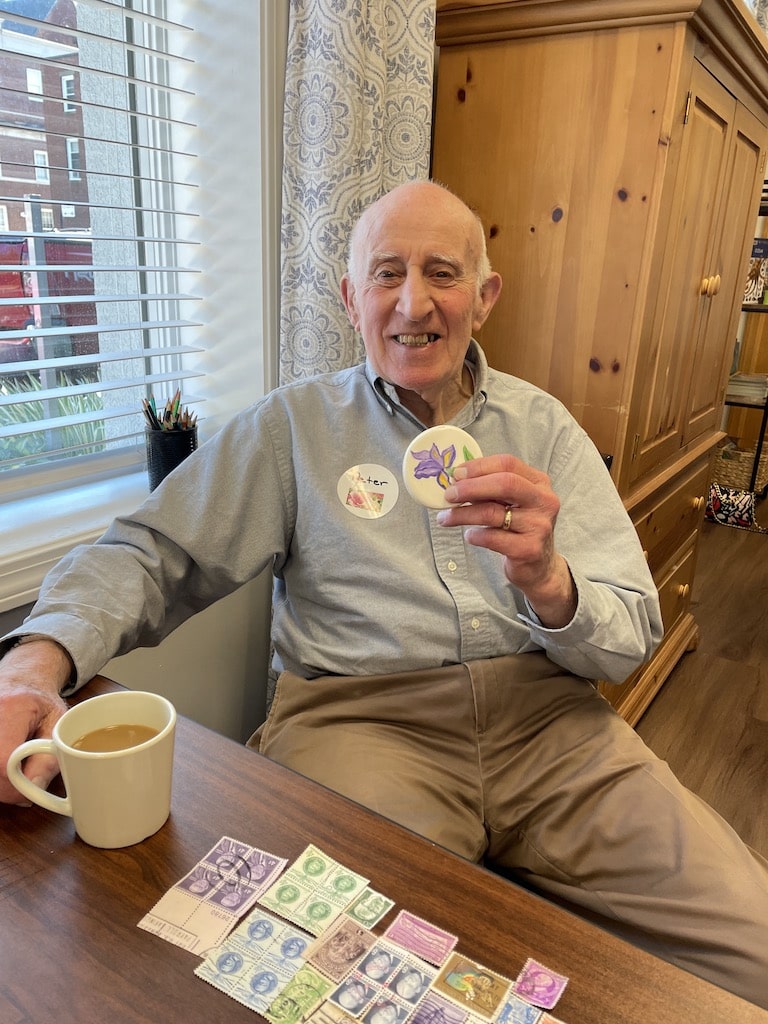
[[502, 506, 513, 531]]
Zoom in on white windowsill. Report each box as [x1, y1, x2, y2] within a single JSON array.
[[0, 470, 149, 612]]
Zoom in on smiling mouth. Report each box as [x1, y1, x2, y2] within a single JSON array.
[[394, 333, 439, 347]]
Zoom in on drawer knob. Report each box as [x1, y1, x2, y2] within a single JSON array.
[[677, 583, 690, 600], [700, 276, 710, 295], [692, 495, 705, 512]]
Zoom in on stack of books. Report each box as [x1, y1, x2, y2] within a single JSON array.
[[725, 372, 768, 403]]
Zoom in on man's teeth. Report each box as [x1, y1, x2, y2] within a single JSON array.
[[394, 334, 438, 346]]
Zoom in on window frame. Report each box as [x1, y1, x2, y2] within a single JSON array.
[[26, 67, 43, 100], [61, 73, 76, 112], [64, 136, 81, 180], [33, 149, 50, 183], [1, 0, 287, 613]]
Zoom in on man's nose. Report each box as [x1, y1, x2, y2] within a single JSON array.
[[396, 270, 434, 321]]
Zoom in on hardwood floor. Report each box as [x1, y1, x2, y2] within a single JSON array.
[[636, 519, 768, 858]]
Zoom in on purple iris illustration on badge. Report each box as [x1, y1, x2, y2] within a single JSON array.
[[402, 425, 483, 510], [411, 442, 475, 492]]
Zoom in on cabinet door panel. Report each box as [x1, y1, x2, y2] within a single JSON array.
[[431, 25, 677, 460], [628, 62, 735, 483], [682, 102, 768, 445]]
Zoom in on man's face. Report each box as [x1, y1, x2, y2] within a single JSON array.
[[341, 183, 500, 406]]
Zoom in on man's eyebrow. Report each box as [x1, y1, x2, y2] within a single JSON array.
[[367, 251, 465, 271], [368, 250, 401, 266], [427, 253, 464, 272]]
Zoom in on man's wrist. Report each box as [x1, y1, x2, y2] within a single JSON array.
[[1, 635, 76, 694]]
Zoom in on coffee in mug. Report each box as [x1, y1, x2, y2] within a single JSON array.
[[7, 689, 176, 848], [72, 723, 159, 752]]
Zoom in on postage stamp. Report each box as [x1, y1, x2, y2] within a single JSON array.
[[383, 911, 458, 966], [305, 1002, 361, 1024], [329, 971, 381, 1016], [408, 991, 470, 1024], [194, 907, 311, 1010], [496, 993, 543, 1024], [307, 914, 378, 982], [139, 836, 288, 955], [431, 953, 511, 1021], [259, 845, 370, 937], [345, 888, 395, 929], [327, 939, 437, 1020], [265, 965, 335, 1024], [511, 960, 568, 1011]]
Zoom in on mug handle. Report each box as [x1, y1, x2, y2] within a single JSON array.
[[6, 739, 72, 816]]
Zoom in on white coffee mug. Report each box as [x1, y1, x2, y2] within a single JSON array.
[[7, 689, 176, 848]]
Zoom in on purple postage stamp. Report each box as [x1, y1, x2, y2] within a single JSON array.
[[138, 836, 288, 955], [409, 991, 469, 1024], [383, 910, 458, 966], [512, 960, 568, 1011]]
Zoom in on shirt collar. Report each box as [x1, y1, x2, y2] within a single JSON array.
[[364, 339, 489, 426]]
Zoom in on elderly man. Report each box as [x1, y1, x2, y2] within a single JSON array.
[[1, 181, 767, 1006]]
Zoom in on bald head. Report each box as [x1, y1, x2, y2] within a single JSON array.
[[347, 180, 492, 290]]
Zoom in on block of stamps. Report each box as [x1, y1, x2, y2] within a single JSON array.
[[307, 914, 378, 982], [383, 911, 458, 966], [194, 907, 311, 1010], [259, 844, 369, 937], [431, 953, 511, 1021], [511, 960, 568, 1011], [265, 965, 335, 1024], [138, 835, 287, 954], [327, 939, 437, 1020]]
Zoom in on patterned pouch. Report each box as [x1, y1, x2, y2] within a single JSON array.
[[705, 482, 768, 532]]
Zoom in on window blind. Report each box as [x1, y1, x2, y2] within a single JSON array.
[[0, 0, 201, 476]]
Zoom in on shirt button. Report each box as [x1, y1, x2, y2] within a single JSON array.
[[447, 560, 457, 572], [471, 617, 480, 630]]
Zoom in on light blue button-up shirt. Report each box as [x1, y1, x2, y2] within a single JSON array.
[[12, 342, 662, 689]]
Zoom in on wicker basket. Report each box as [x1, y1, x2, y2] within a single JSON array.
[[711, 443, 768, 493]]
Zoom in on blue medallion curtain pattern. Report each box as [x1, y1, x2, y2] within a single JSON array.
[[279, 0, 436, 384]]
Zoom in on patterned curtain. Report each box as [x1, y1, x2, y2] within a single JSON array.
[[752, 0, 768, 30], [279, 0, 436, 384]]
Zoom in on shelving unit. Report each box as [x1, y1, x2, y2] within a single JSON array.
[[723, 373, 768, 492]]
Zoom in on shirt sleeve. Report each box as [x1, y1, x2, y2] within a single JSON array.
[[9, 404, 290, 689], [517, 421, 664, 683]]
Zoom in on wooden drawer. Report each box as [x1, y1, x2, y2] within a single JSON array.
[[632, 460, 709, 576], [656, 542, 696, 634]]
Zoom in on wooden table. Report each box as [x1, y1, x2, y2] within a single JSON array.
[[1, 677, 766, 1024]]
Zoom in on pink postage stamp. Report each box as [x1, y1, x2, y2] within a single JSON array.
[[383, 910, 458, 966]]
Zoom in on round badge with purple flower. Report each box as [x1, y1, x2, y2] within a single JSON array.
[[402, 425, 483, 509]]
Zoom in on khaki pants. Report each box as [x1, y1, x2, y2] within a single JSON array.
[[251, 652, 768, 1007]]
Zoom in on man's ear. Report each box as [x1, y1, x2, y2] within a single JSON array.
[[473, 272, 502, 332], [340, 274, 359, 330]]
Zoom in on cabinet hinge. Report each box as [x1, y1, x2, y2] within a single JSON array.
[[683, 91, 692, 125], [631, 433, 640, 461]]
